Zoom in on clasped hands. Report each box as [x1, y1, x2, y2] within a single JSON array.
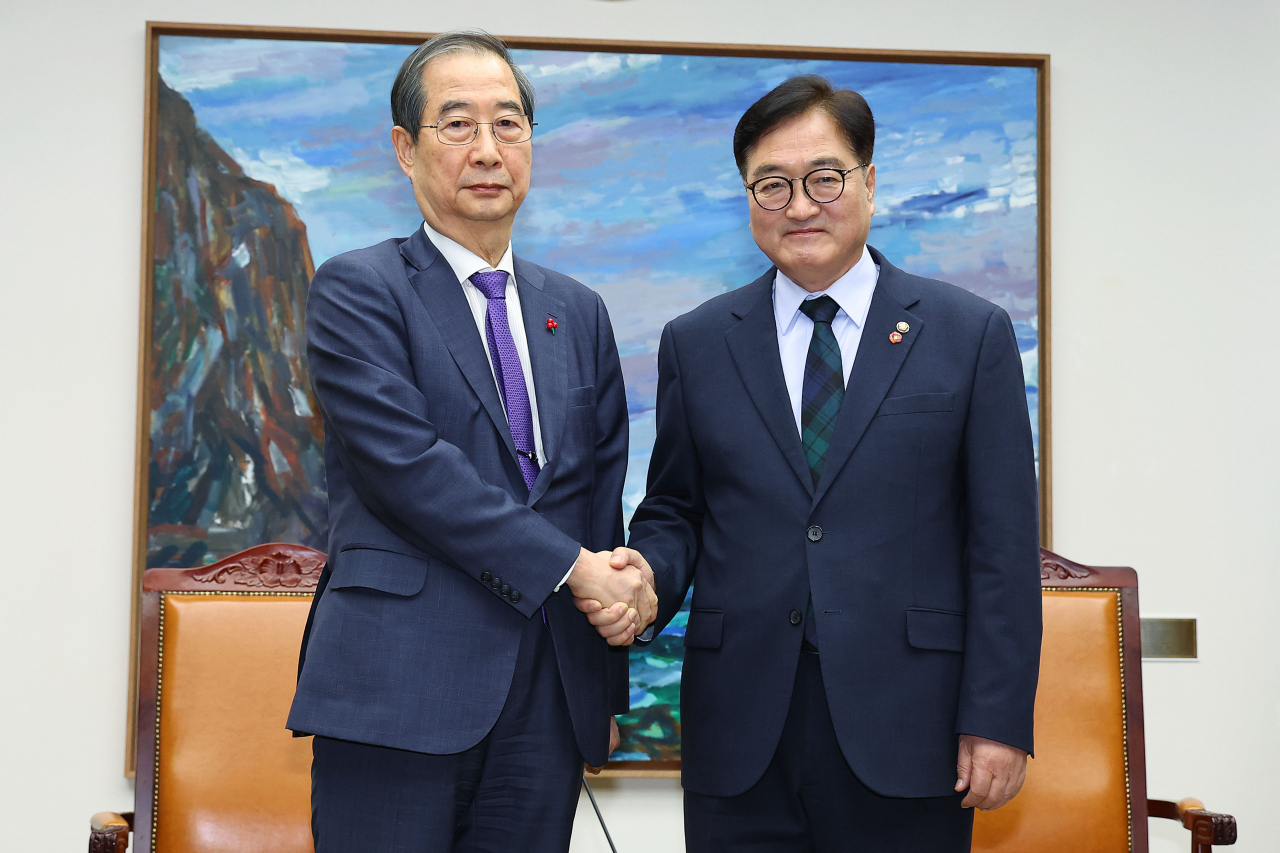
[[567, 547, 655, 646]]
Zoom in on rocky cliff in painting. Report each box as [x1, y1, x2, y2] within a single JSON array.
[[148, 79, 325, 567]]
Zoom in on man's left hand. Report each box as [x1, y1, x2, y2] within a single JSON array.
[[955, 734, 1028, 810]]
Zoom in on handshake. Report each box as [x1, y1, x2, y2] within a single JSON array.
[[566, 547, 656, 646]]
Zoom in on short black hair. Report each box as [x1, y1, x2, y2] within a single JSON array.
[[733, 75, 874, 178], [391, 30, 536, 141]]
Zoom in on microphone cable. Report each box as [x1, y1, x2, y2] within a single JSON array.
[[581, 775, 619, 853]]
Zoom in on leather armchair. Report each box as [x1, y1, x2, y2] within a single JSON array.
[[92, 545, 1235, 852], [972, 549, 1236, 852]]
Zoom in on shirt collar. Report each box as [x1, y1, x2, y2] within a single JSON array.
[[774, 244, 879, 335], [421, 220, 516, 287]]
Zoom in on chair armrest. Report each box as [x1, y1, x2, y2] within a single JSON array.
[[1148, 798, 1237, 849], [89, 812, 133, 853]]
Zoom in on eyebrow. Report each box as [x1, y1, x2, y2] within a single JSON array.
[[436, 98, 524, 116], [437, 99, 471, 116], [749, 156, 849, 180]]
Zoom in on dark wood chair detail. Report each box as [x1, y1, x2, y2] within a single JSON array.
[[90, 543, 325, 853], [93, 544, 1234, 852], [973, 548, 1236, 852]]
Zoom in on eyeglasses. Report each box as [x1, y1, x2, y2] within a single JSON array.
[[424, 114, 537, 146], [745, 166, 867, 211]]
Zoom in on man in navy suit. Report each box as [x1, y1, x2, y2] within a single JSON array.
[[287, 31, 655, 853], [584, 76, 1041, 851]]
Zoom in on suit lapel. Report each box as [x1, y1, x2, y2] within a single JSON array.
[[813, 249, 923, 505], [401, 229, 517, 460], [724, 270, 815, 497], [514, 258, 566, 507]]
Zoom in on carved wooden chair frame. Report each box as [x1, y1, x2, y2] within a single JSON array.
[[91, 543, 325, 853], [91, 546, 1236, 852], [1039, 549, 1236, 852]]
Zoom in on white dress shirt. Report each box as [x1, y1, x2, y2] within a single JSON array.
[[773, 245, 880, 434], [421, 222, 576, 590], [422, 221, 547, 466]]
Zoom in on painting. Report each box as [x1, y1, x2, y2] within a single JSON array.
[[133, 24, 1048, 772]]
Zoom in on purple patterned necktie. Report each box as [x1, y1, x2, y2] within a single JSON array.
[[470, 271, 540, 490]]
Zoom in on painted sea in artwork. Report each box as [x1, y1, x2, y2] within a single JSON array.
[[153, 35, 1040, 762]]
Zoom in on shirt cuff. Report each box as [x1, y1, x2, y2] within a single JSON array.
[[553, 560, 576, 593]]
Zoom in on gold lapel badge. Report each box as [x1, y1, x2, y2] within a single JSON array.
[[896, 321, 910, 333]]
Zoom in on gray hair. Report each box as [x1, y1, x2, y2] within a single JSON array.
[[391, 30, 536, 140]]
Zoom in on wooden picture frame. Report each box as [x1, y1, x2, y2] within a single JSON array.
[[129, 21, 1050, 774]]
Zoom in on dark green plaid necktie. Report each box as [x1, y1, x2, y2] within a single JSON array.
[[798, 295, 845, 486]]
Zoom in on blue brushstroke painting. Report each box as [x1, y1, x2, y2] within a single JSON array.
[[158, 36, 1040, 762]]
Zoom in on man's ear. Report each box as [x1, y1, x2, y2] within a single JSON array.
[[390, 126, 417, 178], [865, 163, 876, 216]]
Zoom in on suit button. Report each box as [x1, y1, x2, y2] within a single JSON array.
[[789, 609, 803, 626], [481, 571, 492, 583], [491, 576, 501, 590], [806, 525, 823, 542], [501, 584, 511, 597], [511, 590, 521, 603]]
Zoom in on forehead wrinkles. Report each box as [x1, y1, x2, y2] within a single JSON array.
[[749, 148, 851, 181], [423, 54, 520, 112]]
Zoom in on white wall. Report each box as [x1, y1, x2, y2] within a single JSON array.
[[2, 1, 1277, 850]]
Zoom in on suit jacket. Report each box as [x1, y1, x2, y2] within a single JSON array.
[[287, 226, 630, 767], [628, 246, 1041, 798]]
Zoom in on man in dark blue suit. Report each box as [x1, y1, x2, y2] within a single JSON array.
[[586, 76, 1042, 851], [287, 31, 654, 853]]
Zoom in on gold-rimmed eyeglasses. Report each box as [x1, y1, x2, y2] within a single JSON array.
[[745, 165, 867, 211], [424, 114, 537, 145]]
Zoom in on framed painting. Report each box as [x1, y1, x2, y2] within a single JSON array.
[[130, 22, 1050, 774]]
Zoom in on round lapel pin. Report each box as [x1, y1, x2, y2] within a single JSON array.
[[889, 331, 903, 344], [896, 321, 910, 333]]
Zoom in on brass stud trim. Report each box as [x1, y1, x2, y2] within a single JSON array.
[[151, 597, 164, 853]]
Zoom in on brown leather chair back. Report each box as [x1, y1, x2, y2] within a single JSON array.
[[134, 544, 325, 853], [130, 545, 1153, 852], [973, 549, 1149, 852]]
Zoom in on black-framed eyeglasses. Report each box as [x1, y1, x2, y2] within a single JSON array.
[[745, 165, 867, 211], [424, 114, 537, 146]]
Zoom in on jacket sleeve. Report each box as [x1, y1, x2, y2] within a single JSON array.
[[587, 292, 629, 556], [627, 322, 705, 636], [954, 306, 1043, 755], [586, 291, 633, 713], [306, 254, 581, 617]]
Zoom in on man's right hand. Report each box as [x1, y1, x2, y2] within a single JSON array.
[[607, 547, 655, 595], [573, 548, 658, 645], [565, 548, 649, 646]]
